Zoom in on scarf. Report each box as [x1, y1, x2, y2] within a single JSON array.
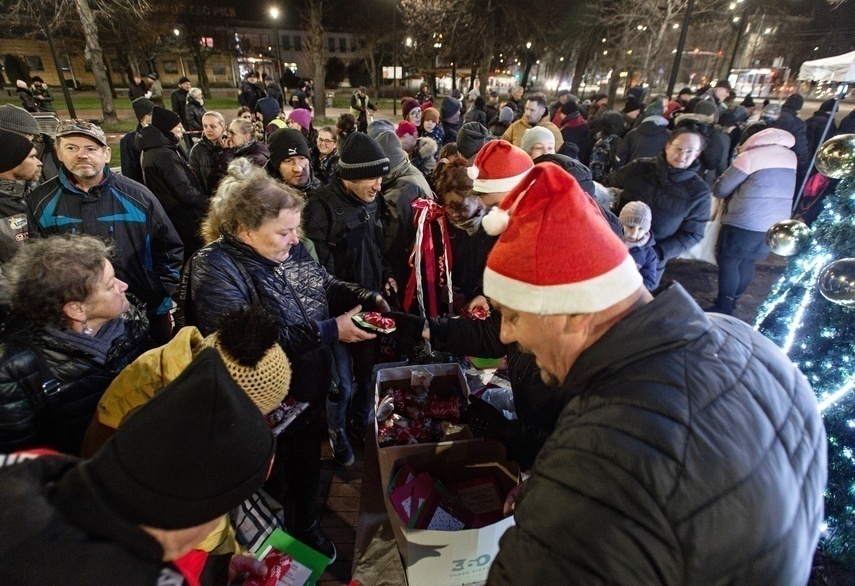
[[46, 317, 127, 365], [449, 200, 487, 236]]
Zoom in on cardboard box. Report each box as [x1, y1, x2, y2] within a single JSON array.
[[380, 440, 518, 586]]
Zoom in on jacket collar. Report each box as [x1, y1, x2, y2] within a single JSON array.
[[58, 166, 112, 195], [561, 283, 711, 394]]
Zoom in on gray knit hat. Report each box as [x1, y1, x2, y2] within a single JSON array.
[[0, 104, 40, 136], [519, 126, 555, 156], [619, 201, 652, 233], [456, 122, 493, 159], [338, 133, 390, 180]]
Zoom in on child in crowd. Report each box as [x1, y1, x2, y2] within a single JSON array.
[[619, 201, 658, 291], [419, 107, 444, 151]]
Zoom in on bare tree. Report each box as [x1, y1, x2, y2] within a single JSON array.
[[302, 0, 327, 119]]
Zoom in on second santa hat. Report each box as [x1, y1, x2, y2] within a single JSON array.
[[469, 140, 533, 194], [483, 164, 642, 315]]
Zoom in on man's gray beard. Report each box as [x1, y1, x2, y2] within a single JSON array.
[[70, 167, 100, 180]]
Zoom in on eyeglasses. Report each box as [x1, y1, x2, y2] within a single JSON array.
[[317, 138, 336, 145], [668, 145, 701, 156]]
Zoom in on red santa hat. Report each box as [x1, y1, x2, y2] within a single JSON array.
[[483, 164, 642, 315], [469, 140, 533, 194]]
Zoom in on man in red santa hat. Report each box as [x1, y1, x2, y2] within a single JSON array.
[[485, 163, 826, 585]]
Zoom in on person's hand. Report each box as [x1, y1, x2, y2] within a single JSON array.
[[336, 305, 377, 343], [228, 554, 266, 584], [464, 295, 489, 312], [384, 277, 398, 297], [503, 479, 528, 517], [382, 311, 426, 342], [373, 293, 391, 313]]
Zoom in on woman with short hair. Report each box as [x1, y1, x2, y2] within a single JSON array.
[[224, 118, 270, 168], [0, 235, 150, 454]]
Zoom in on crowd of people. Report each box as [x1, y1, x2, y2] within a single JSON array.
[[0, 72, 838, 584]]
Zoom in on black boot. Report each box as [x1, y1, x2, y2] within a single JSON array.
[[709, 295, 737, 315]]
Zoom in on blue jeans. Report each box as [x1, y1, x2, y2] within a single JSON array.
[[327, 340, 379, 430]]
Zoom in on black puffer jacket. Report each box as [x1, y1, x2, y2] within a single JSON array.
[[608, 155, 711, 264], [189, 136, 227, 197], [139, 126, 208, 258], [430, 311, 567, 468], [0, 310, 150, 454], [304, 178, 393, 290], [119, 126, 144, 184], [26, 168, 184, 313], [185, 97, 205, 132], [0, 455, 186, 585], [186, 235, 379, 404], [614, 118, 669, 169], [489, 284, 827, 584]]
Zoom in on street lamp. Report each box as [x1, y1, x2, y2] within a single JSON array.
[[174, 29, 180, 36], [269, 7, 282, 81]]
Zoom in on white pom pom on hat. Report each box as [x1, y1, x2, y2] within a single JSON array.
[[468, 166, 480, 180], [482, 206, 510, 235]]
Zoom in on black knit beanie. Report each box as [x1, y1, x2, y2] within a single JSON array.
[[84, 348, 275, 529], [338, 132, 390, 180], [132, 98, 156, 122], [268, 128, 312, 169], [0, 129, 34, 173], [151, 106, 182, 134]]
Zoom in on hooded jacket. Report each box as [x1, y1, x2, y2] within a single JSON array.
[[186, 236, 377, 405], [119, 125, 145, 184], [614, 116, 669, 169], [0, 454, 187, 586], [713, 128, 796, 232], [489, 283, 826, 585], [26, 167, 184, 313], [608, 155, 711, 264], [222, 140, 271, 170], [558, 112, 592, 164]]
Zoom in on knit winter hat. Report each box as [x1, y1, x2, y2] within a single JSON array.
[[0, 104, 40, 135], [456, 122, 493, 159], [367, 118, 396, 139], [147, 72, 158, 80], [643, 100, 665, 118], [440, 96, 460, 120], [84, 348, 275, 529], [819, 98, 836, 113], [718, 111, 738, 128], [498, 106, 515, 123], [519, 126, 555, 156], [482, 164, 642, 315], [395, 120, 418, 138], [0, 129, 34, 174], [693, 99, 720, 123], [678, 87, 693, 98], [470, 140, 534, 194], [131, 98, 156, 121], [151, 107, 182, 134], [623, 97, 641, 114], [560, 100, 579, 116], [401, 97, 420, 120], [422, 107, 440, 124], [374, 130, 407, 169], [762, 103, 782, 118], [287, 108, 312, 132], [178, 76, 190, 85], [730, 105, 750, 124], [268, 128, 312, 169], [784, 94, 804, 111], [619, 201, 652, 233], [338, 132, 390, 180]]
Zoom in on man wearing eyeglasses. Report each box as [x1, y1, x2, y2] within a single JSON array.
[[26, 120, 183, 344], [608, 124, 712, 288]]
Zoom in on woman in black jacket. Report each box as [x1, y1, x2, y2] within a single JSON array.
[[185, 160, 387, 561], [184, 87, 206, 135], [0, 235, 150, 455], [139, 107, 208, 261]]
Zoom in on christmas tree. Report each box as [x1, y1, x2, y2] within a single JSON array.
[[755, 175, 855, 565]]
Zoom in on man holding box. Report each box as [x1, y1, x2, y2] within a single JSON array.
[[484, 163, 826, 584]]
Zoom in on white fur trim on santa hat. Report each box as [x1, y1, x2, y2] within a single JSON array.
[[483, 254, 643, 315], [473, 170, 530, 194]]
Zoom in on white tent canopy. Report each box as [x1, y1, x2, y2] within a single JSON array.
[[798, 50, 855, 83]]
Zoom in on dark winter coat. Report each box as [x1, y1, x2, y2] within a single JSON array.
[[304, 178, 393, 291], [447, 222, 497, 302], [699, 127, 730, 187], [0, 180, 32, 266], [378, 160, 434, 285], [17, 88, 37, 112], [805, 110, 838, 161], [628, 235, 659, 291], [839, 109, 855, 135], [463, 104, 487, 126], [238, 81, 265, 112], [26, 168, 184, 313], [312, 150, 339, 186], [265, 82, 284, 109], [119, 126, 144, 184], [184, 97, 205, 132], [189, 136, 227, 197], [170, 87, 188, 124], [128, 81, 147, 101], [558, 112, 592, 164], [614, 117, 669, 169], [771, 105, 810, 182], [0, 309, 150, 454], [489, 283, 826, 585], [222, 140, 270, 169], [441, 120, 460, 145], [608, 155, 711, 266], [429, 311, 568, 468], [0, 454, 190, 585], [31, 85, 55, 112], [186, 236, 377, 404], [138, 126, 207, 258]]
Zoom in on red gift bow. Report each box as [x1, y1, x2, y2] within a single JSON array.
[[403, 198, 453, 317]]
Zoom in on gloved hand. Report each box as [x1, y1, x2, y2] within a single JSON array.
[[383, 311, 426, 342], [464, 396, 510, 439]]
